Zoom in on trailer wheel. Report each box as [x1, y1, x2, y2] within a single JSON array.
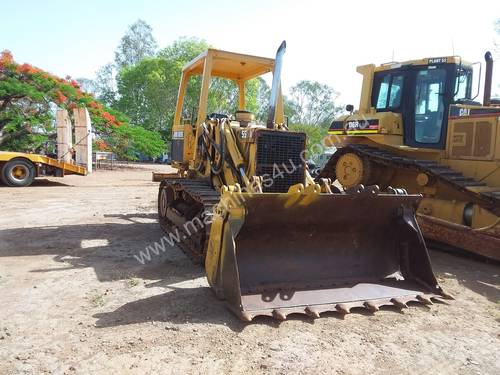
[[1, 159, 36, 187]]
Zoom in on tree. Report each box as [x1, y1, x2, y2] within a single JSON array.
[[158, 37, 209, 62], [205, 76, 269, 119], [284, 80, 342, 161], [116, 38, 272, 143], [75, 64, 117, 108], [116, 57, 178, 138], [288, 80, 341, 127], [75, 77, 96, 95], [248, 77, 270, 122], [116, 38, 209, 139], [157, 37, 272, 119], [111, 125, 165, 160], [0, 50, 164, 159], [76, 20, 157, 108], [115, 19, 158, 69], [288, 123, 324, 158], [92, 63, 117, 106], [116, 37, 208, 141]]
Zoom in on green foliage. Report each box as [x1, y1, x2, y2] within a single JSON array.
[[116, 57, 179, 138], [288, 123, 326, 159], [92, 63, 117, 106], [75, 77, 95, 93], [284, 80, 341, 160], [0, 50, 163, 159], [68, 23, 343, 162], [116, 37, 271, 142], [111, 125, 165, 160], [116, 37, 208, 140], [253, 78, 271, 121], [115, 19, 158, 69], [205, 77, 268, 119], [288, 80, 342, 127], [158, 37, 209, 62]]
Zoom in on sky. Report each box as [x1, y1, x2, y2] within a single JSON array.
[[1, 0, 499, 106]]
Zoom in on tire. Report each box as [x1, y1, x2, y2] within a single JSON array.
[[1, 159, 36, 187]]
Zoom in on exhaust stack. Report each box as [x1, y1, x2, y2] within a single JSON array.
[[483, 51, 493, 106], [267, 41, 286, 129]]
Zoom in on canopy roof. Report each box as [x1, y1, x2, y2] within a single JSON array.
[[183, 48, 275, 81]]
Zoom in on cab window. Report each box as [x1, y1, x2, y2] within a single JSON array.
[[414, 68, 447, 144], [453, 68, 472, 101], [376, 75, 391, 109], [374, 73, 404, 110], [389, 75, 403, 107]]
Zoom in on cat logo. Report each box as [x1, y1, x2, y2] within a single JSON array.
[[459, 108, 470, 117]]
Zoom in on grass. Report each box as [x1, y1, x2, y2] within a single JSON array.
[[91, 294, 105, 307], [127, 277, 140, 288]]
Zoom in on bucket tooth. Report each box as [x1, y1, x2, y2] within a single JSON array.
[[305, 306, 321, 318], [240, 312, 253, 322], [336, 304, 350, 314], [440, 291, 455, 300], [364, 301, 379, 312], [417, 295, 433, 305], [273, 309, 287, 321], [206, 189, 447, 321], [391, 298, 408, 309], [430, 296, 449, 304]]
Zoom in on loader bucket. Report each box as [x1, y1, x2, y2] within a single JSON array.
[[205, 185, 450, 321]]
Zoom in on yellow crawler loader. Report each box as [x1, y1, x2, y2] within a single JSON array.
[[320, 52, 500, 262], [157, 42, 450, 321]]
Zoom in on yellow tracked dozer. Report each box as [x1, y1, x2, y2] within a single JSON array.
[[320, 52, 500, 261], [157, 42, 450, 321]]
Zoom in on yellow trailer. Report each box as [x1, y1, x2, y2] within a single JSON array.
[[0, 151, 87, 187]]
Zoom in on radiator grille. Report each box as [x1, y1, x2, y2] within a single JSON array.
[[255, 130, 306, 193], [171, 139, 184, 163]]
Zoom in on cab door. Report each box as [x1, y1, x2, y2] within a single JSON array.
[[403, 66, 450, 149]]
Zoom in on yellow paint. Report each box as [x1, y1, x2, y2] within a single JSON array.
[[323, 53, 500, 246], [335, 153, 365, 188], [171, 48, 284, 167], [0, 151, 87, 176]]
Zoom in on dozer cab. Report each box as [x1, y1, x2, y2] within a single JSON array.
[[157, 42, 450, 321], [320, 52, 500, 262]]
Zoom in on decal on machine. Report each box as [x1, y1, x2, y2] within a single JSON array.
[[428, 57, 448, 64], [328, 119, 379, 135], [240, 130, 249, 139], [459, 108, 470, 116], [346, 119, 379, 132], [173, 131, 184, 139]]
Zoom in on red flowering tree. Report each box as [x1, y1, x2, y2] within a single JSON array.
[[0, 50, 164, 159]]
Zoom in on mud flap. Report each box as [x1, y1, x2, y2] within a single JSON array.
[[205, 185, 451, 321]]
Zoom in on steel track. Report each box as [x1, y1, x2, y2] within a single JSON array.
[[318, 144, 500, 215], [158, 178, 220, 264]]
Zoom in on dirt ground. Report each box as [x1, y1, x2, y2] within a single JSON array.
[[0, 165, 498, 375]]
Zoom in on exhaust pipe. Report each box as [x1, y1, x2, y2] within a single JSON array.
[[483, 51, 493, 106], [267, 41, 286, 129]]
